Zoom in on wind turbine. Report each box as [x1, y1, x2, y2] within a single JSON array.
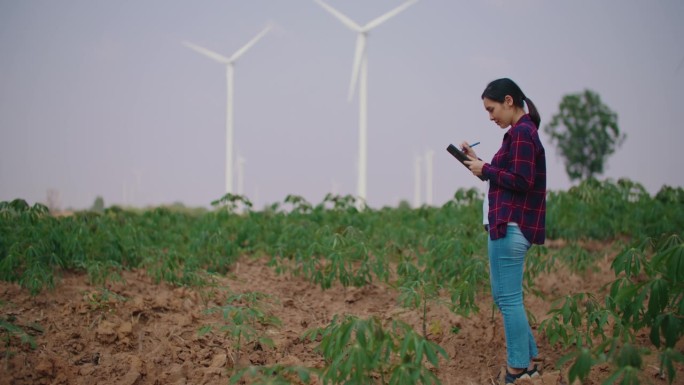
[[413, 149, 433, 207], [314, 0, 419, 208], [424, 149, 433, 206], [183, 25, 271, 195]]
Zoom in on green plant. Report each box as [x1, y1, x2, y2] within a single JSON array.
[[523, 245, 555, 299], [200, 291, 281, 366], [304, 315, 447, 385], [82, 287, 127, 312], [229, 364, 315, 385], [556, 242, 597, 273], [396, 258, 444, 337], [611, 235, 684, 383], [1, 314, 41, 366], [541, 234, 684, 384], [3, 180, 681, 296], [211, 193, 253, 213], [540, 292, 620, 349]]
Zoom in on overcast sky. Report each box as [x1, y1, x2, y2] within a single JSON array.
[[1, 0, 683, 210]]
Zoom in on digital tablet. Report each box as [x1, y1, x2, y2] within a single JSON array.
[[446, 144, 486, 181]]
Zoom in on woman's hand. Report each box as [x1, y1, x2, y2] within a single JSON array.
[[459, 141, 478, 159], [464, 155, 485, 177], [460, 141, 484, 177]]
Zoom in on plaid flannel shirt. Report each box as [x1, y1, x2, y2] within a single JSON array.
[[481, 114, 546, 244]]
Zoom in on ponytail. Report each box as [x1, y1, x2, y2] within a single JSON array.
[[523, 97, 541, 128]]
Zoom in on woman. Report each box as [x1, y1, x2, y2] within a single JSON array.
[[462, 78, 546, 384]]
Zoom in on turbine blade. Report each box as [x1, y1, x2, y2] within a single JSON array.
[[314, 0, 362, 32], [347, 34, 366, 101], [230, 25, 272, 62], [364, 0, 419, 31], [182, 41, 231, 64]]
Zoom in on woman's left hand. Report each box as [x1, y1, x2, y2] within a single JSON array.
[[464, 155, 485, 177]]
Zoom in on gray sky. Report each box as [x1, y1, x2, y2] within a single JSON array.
[[1, 0, 683, 210]]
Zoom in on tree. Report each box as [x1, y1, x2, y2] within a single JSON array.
[[91, 196, 105, 213], [544, 89, 626, 181]]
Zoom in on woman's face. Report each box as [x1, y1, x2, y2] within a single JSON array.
[[483, 96, 516, 128]]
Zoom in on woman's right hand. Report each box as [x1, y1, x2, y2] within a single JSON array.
[[460, 141, 478, 159]]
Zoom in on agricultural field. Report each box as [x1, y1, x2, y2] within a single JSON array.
[[1, 179, 683, 385]]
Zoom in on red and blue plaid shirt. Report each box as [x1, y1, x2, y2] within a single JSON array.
[[482, 114, 546, 244]]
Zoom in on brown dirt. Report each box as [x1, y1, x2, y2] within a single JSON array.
[[1, 241, 680, 385]]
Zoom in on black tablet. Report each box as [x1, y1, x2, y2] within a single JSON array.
[[446, 144, 486, 181]]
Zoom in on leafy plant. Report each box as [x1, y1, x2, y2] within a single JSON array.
[[200, 291, 281, 366], [540, 292, 620, 349], [1, 314, 41, 366], [396, 258, 444, 337], [304, 315, 447, 385], [229, 364, 315, 385], [541, 234, 684, 384], [3, 180, 682, 296], [82, 287, 127, 313], [211, 193, 253, 213], [555, 242, 598, 273]]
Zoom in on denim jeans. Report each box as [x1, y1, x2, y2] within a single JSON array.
[[488, 223, 538, 369]]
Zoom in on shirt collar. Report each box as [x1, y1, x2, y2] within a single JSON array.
[[505, 114, 534, 136], [512, 114, 532, 128]]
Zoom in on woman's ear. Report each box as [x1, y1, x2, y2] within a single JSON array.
[[504, 95, 514, 107]]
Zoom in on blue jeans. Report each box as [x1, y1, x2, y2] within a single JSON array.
[[488, 223, 538, 369]]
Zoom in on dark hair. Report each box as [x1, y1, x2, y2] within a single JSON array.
[[481, 78, 540, 128]]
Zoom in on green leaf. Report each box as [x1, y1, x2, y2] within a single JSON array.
[[650, 317, 662, 348], [568, 348, 595, 384], [660, 348, 684, 385], [198, 325, 213, 336], [661, 313, 682, 349], [665, 244, 684, 283], [602, 367, 626, 385], [647, 278, 669, 319], [616, 344, 642, 369], [424, 342, 438, 366]]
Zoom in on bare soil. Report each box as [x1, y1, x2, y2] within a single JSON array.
[[1, 241, 680, 385]]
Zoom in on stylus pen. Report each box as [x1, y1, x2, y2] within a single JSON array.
[[468, 141, 480, 148]]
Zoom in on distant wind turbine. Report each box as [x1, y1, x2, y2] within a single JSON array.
[[413, 154, 422, 208], [314, 0, 419, 208], [413, 149, 433, 207], [183, 25, 271, 195]]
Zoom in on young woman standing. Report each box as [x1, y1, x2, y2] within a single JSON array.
[[462, 78, 546, 384]]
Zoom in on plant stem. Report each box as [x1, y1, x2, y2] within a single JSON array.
[[423, 291, 427, 338], [235, 331, 242, 365]]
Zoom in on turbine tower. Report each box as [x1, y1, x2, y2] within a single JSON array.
[[314, 0, 419, 208], [424, 149, 434, 206], [183, 25, 271, 195], [414, 149, 433, 207]]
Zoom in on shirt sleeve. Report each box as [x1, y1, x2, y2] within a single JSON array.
[[482, 127, 536, 192]]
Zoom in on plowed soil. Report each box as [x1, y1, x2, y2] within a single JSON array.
[[1, 240, 680, 385]]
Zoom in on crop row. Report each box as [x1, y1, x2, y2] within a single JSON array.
[[3, 179, 682, 294]]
